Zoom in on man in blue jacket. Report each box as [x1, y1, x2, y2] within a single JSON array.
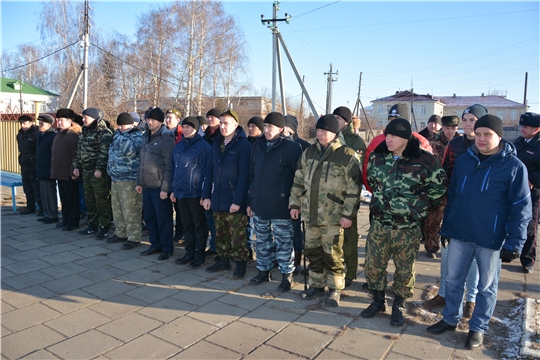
[[427, 114, 532, 350], [202, 109, 252, 278], [247, 112, 302, 291]]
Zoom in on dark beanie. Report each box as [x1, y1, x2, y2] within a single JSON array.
[[462, 104, 488, 120], [206, 108, 222, 119], [385, 118, 412, 139], [474, 114, 503, 137], [316, 114, 340, 134], [147, 107, 165, 122], [38, 114, 55, 125], [129, 112, 140, 123], [248, 116, 264, 131], [18, 115, 33, 122], [197, 116, 207, 126], [442, 115, 460, 127], [116, 112, 134, 125], [56, 108, 75, 119], [284, 115, 298, 133], [428, 114, 442, 124], [388, 103, 409, 120], [263, 112, 285, 128], [182, 116, 199, 130], [82, 108, 100, 120], [332, 106, 352, 123], [519, 112, 540, 127]]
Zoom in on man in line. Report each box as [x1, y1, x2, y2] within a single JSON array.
[[136, 107, 176, 260], [418, 114, 442, 141], [513, 112, 540, 273], [202, 109, 251, 278], [428, 114, 531, 349], [72, 108, 113, 239], [107, 113, 144, 250], [17, 115, 41, 215], [165, 108, 184, 242], [35, 114, 58, 224], [247, 116, 264, 143], [248, 112, 302, 291], [290, 114, 361, 307], [361, 118, 447, 326]]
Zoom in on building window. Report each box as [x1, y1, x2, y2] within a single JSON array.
[[420, 105, 427, 115], [413, 105, 418, 114], [511, 111, 517, 120], [497, 111, 503, 119], [378, 106, 383, 114], [386, 105, 391, 113], [40, 103, 46, 111]]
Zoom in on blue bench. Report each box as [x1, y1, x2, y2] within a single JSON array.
[[1, 171, 23, 213]]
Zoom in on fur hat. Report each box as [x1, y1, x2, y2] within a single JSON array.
[[18, 115, 33, 122], [519, 112, 540, 127], [56, 108, 75, 119]]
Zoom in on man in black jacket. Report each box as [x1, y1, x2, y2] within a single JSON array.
[[248, 112, 302, 290], [36, 114, 58, 224], [514, 112, 540, 273], [17, 115, 41, 215]]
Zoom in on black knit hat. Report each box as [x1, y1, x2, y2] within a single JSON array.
[[442, 115, 460, 127], [385, 118, 412, 139], [18, 115, 33, 122], [182, 116, 199, 130], [197, 116, 207, 126], [147, 107, 165, 122], [248, 116, 264, 132], [332, 106, 352, 123], [284, 115, 298, 133], [206, 108, 222, 119], [56, 108, 75, 119], [474, 114, 503, 137], [316, 114, 340, 134], [116, 112, 134, 125], [388, 104, 409, 120], [519, 112, 540, 127], [263, 112, 285, 128], [82, 108, 100, 120], [463, 104, 488, 120], [428, 115, 442, 124], [38, 114, 55, 125]]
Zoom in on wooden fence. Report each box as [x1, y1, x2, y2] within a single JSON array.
[[1, 121, 22, 173]]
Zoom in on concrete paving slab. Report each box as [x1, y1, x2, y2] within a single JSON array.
[[150, 316, 218, 349], [294, 310, 354, 335], [78, 265, 128, 282], [97, 312, 163, 342], [103, 333, 181, 359], [40, 251, 84, 266], [0, 285, 57, 308], [188, 300, 248, 328], [19, 349, 58, 359], [41, 289, 100, 314], [114, 268, 167, 284], [73, 255, 115, 269], [219, 291, 270, 311], [124, 283, 179, 304], [206, 321, 274, 355], [244, 344, 305, 359], [159, 272, 206, 288], [348, 313, 404, 337], [71, 245, 111, 257], [2, 302, 61, 332], [266, 323, 334, 358], [1, 324, 65, 360], [87, 294, 146, 319], [170, 286, 223, 306], [3, 249, 49, 263], [8, 239, 49, 251], [266, 291, 311, 315], [240, 303, 301, 331], [1, 270, 56, 291], [172, 340, 240, 359], [40, 262, 88, 279], [44, 308, 111, 337], [46, 329, 122, 359], [200, 274, 247, 292], [327, 327, 395, 359], [41, 274, 95, 294], [384, 351, 420, 359], [3, 258, 52, 276], [1, 300, 15, 314], [391, 332, 456, 358], [136, 297, 198, 323], [110, 257, 154, 272], [81, 278, 138, 300], [315, 349, 362, 359], [0, 255, 18, 266]]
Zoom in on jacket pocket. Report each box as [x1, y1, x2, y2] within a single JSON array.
[[327, 193, 344, 205]]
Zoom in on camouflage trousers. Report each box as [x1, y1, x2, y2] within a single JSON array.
[[111, 180, 142, 243], [343, 216, 359, 280], [252, 214, 294, 274], [214, 212, 249, 262], [305, 224, 345, 291], [82, 171, 112, 227], [365, 221, 422, 298], [423, 201, 445, 253]]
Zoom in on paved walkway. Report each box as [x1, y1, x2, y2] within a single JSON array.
[[1, 190, 538, 359]]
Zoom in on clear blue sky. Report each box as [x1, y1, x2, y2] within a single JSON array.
[[2, 0, 539, 114]]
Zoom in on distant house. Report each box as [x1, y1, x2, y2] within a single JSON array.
[[0, 78, 60, 118]]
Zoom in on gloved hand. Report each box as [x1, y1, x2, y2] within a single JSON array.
[[440, 236, 450, 249], [500, 246, 519, 263]]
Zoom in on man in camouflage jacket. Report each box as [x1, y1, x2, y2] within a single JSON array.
[[361, 118, 447, 327], [73, 108, 113, 239], [290, 114, 361, 307]]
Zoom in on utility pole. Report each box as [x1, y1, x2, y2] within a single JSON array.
[[524, 72, 528, 107], [299, 75, 305, 119], [82, 0, 90, 110], [324, 63, 337, 114], [352, 72, 362, 117]]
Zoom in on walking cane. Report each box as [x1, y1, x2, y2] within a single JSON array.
[[301, 220, 307, 291]]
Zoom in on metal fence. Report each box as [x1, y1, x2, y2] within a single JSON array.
[[1, 121, 21, 173]]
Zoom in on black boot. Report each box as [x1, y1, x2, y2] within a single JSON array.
[[233, 261, 247, 279], [277, 273, 293, 291], [361, 290, 386, 318], [79, 224, 98, 235], [391, 295, 405, 326], [205, 257, 231, 272], [250, 270, 271, 285]]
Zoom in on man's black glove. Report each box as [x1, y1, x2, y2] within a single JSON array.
[[500, 247, 519, 263], [440, 236, 450, 249]]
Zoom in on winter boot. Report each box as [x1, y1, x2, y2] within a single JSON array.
[[325, 289, 341, 307], [301, 286, 325, 300], [233, 261, 247, 279], [79, 224, 98, 235], [205, 257, 231, 273], [95, 226, 109, 240], [390, 295, 405, 326], [361, 290, 386, 318], [250, 270, 271, 285], [277, 273, 293, 292]]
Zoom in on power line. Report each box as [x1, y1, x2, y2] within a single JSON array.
[[2, 41, 79, 73], [292, 0, 341, 20]]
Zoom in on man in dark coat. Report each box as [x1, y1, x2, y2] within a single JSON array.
[[418, 115, 442, 141], [17, 115, 41, 215], [36, 114, 58, 224]]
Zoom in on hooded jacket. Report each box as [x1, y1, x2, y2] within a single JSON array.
[[36, 126, 57, 180], [51, 123, 82, 181], [440, 139, 531, 252], [171, 133, 211, 199], [202, 126, 251, 213], [137, 125, 175, 192], [367, 138, 447, 229], [107, 127, 143, 182]]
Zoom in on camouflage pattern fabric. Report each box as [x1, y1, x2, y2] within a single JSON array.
[[82, 171, 112, 227], [73, 119, 112, 172], [304, 225, 345, 291], [365, 221, 422, 298], [214, 211, 249, 261], [423, 200, 445, 253], [252, 214, 294, 274], [111, 180, 142, 242], [343, 216, 359, 280], [341, 123, 367, 164]]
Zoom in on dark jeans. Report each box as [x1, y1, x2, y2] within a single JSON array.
[[58, 179, 80, 226], [173, 200, 184, 237], [292, 217, 303, 253], [521, 191, 539, 267], [178, 198, 208, 262], [21, 166, 41, 210], [143, 188, 174, 253]]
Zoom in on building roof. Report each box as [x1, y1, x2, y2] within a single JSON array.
[[435, 95, 524, 108], [372, 90, 439, 103], [1, 78, 59, 97]]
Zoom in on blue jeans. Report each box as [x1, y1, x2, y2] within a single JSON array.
[[442, 239, 501, 333], [440, 245, 479, 302], [252, 214, 294, 274]]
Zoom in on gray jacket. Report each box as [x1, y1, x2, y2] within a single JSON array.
[[136, 125, 175, 192]]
